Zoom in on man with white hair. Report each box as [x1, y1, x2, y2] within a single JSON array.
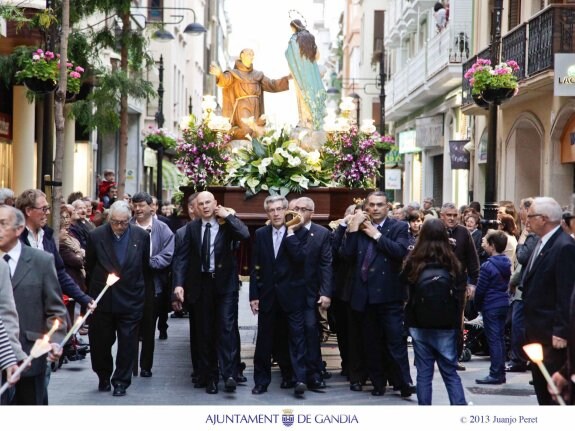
[[85, 200, 151, 397], [522, 196, 575, 405]]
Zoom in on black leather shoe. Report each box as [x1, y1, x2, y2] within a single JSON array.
[[206, 381, 218, 394], [159, 331, 168, 340], [236, 373, 247, 383], [113, 385, 127, 396], [475, 375, 506, 385], [308, 379, 326, 390], [505, 364, 527, 372], [194, 380, 207, 389], [456, 362, 466, 371], [252, 384, 267, 395], [98, 378, 111, 392], [280, 380, 296, 389], [224, 377, 237, 393], [321, 369, 332, 380], [400, 384, 416, 398], [294, 382, 306, 395], [140, 369, 152, 378], [371, 386, 386, 396], [349, 382, 363, 392]]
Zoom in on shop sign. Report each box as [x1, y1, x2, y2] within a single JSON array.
[[415, 115, 444, 148], [398, 130, 421, 154], [385, 168, 402, 190], [449, 140, 470, 170], [554, 54, 575, 96]]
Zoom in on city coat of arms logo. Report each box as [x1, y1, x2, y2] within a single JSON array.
[[282, 409, 295, 427]]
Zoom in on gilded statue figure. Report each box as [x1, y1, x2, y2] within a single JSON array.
[[209, 49, 290, 140]]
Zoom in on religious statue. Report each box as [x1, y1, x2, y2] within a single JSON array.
[[209, 48, 290, 140], [285, 19, 326, 131]]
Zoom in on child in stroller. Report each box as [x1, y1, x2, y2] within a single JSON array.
[[459, 313, 511, 362]]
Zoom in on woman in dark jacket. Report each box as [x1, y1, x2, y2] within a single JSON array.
[[403, 218, 467, 405]]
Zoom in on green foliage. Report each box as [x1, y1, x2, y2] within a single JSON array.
[[226, 129, 331, 198], [71, 71, 155, 134]]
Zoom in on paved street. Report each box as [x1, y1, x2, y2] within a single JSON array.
[[47, 283, 537, 406]]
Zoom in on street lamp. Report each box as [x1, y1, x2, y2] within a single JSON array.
[[483, 0, 503, 227], [376, 38, 387, 193], [131, 6, 207, 39], [154, 55, 165, 204], [350, 92, 361, 125]]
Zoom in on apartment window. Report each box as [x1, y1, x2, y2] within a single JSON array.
[[373, 10, 384, 53], [508, 0, 521, 29], [148, 0, 163, 22]]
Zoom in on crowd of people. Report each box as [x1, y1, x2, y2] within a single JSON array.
[[0, 177, 574, 406]]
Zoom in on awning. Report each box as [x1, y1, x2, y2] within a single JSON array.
[[160, 159, 185, 191]]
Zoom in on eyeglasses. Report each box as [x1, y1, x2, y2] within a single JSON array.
[[526, 213, 543, 219], [109, 219, 129, 226], [293, 207, 312, 212], [33, 206, 50, 213]]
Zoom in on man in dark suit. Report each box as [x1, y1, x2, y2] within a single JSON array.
[[522, 196, 575, 404], [130, 192, 174, 377], [292, 197, 333, 389], [250, 195, 308, 396], [343, 191, 413, 397], [172, 192, 199, 379], [86, 200, 151, 397], [172, 191, 249, 395], [440, 202, 480, 371], [0, 206, 67, 405]]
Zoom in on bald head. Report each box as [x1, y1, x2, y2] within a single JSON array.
[[196, 191, 217, 221]]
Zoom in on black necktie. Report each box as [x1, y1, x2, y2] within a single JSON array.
[[361, 225, 382, 282], [3, 254, 11, 278], [202, 223, 211, 272]]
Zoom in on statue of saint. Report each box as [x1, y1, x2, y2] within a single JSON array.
[[285, 19, 326, 131], [209, 49, 290, 140]]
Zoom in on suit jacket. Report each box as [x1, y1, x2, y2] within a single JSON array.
[[0, 260, 25, 361], [85, 224, 150, 314], [298, 223, 333, 307], [343, 217, 409, 311], [20, 226, 92, 306], [449, 224, 480, 285], [131, 218, 174, 296], [332, 224, 354, 302], [172, 215, 249, 304], [249, 225, 307, 313], [522, 228, 575, 344], [12, 246, 67, 376]]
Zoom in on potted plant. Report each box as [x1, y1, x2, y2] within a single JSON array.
[[15, 48, 85, 96], [464, 58, 520, 105], [142, 126, 178, 151]]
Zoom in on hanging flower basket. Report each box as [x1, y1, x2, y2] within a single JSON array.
[[472, 94, 490, 109], [480, 87, 516, 105], [23, 77, 57, 94]]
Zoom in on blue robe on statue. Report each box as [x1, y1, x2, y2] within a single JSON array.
[[285, 34, 326, 131]]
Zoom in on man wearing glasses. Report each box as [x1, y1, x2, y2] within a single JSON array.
[[85, 200, 151, 397], [522, 197, 575, 404], [291, 197, 333, 390]]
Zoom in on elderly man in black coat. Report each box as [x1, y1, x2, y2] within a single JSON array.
[[86, 200, 151, 397]]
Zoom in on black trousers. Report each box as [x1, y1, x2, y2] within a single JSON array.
[[140, 294, 166, 371], [11, 372, 45, 405], [531, 343, 566, 405], [89, 309, 142, 388], [254, 301, 307, 386], [193, 275, 238, 384]]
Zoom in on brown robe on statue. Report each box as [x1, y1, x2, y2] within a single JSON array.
[[217, 59, 289, 140]]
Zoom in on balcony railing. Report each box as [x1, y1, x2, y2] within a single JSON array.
[[386, 22, 471, 110], [462, 5, 575, 108]]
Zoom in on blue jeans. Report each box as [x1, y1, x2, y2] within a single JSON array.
[[409, 327, 467, 405], [482, 306, 509, 380], [508, 300, 528, 366]]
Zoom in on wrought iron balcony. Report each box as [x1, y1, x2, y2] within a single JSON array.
[[462, 5, 575, 110]]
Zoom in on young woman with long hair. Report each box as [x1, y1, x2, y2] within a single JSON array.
[[403, 218, 467, 405]]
